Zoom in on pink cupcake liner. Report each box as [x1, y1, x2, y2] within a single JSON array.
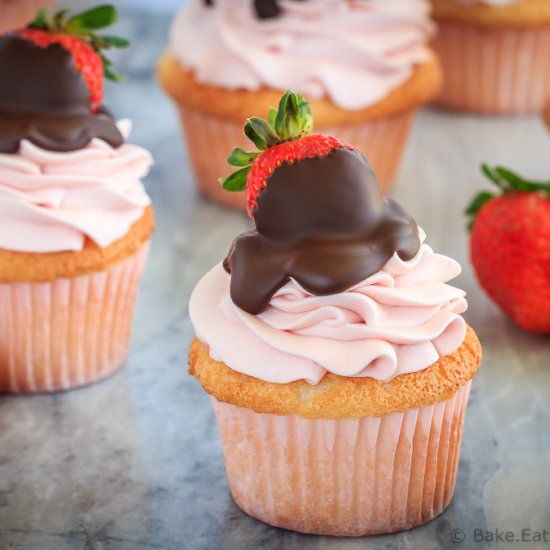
[[212, 380, 472, 536], [178, 106, 416, 210], [0, 243, 150, 394], [433, 22, 550, 114], [0, 0, 54, 33]]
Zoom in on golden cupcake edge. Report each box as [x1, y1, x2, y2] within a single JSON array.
[[189, 325, 482, 419], [431, 0, 550, 27], [0, 206, 155, 283], [157, 50, 442, 126]]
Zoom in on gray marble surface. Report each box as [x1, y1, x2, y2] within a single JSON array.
[[1, 9, 550, 550]]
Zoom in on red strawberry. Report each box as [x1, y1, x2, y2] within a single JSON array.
[[466, 165, 550, 333], [221, 90, 354, 216], [17, 5, 129, 112]]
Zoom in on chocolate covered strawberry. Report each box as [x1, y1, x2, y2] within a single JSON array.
[[466, 165, 550, 333], [17, 5, 129, 112], [221, 90, 354, 216], [222, 90, 420, 314]]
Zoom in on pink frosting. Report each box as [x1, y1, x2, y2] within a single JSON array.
[[0, 120, 152, 253], [189, 231, 468, 384], [171, 0, 434, 110]]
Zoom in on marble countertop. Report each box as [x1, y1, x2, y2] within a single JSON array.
[[1, 10, 549, 550]]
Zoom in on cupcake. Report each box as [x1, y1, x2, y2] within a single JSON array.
[[158, 0, 441, 210], [431, 0, 550, 113], [0, 0, 54, 34], [0, 7, 154, 393], [188, 91, 482, 535]]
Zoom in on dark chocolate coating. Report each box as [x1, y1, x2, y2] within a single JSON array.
[[203, 0, 306, 19], [224, 148, 420, 314], [0, 35, 123, 153], [254, 0, 281, 19]]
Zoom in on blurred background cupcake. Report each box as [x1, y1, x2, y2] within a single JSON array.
[[0, 0, 54, 33], [431, 0, 550, 114], [158, 0, 441, 210], [0, 6, 155, 393]]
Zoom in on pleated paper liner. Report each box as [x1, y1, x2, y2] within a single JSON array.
[[178, 105, 416, 211], [433, 22, 550, 114], [0, 243, 150, 393], [213, 380, 472, 536]]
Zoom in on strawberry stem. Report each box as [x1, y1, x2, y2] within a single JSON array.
[[27, 5, 128, 82], [465, 164, 550, 230], [482, 163, 550, 194], [29, 8, 49, 29], [221, 90, 314, 191]]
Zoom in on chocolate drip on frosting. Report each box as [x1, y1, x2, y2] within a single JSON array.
[[0, 35, 123, 153], [224, 148, 421, 314]]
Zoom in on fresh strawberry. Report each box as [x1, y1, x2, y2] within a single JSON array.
[[466, 165, 550, 333], [17, 5, 129, 112], [221, 90, 354, 216]]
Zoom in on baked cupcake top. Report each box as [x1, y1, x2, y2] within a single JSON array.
[[170, 0, 434, 110], [0, 6, 153, 254], [190, 91, 468, 385], [453, 0, 520, 4], [431, 0, 550, 25]]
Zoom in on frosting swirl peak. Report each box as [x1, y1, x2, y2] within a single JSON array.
[[171, 0, 434, 110], [0, 120, 152, 253], [190, 230, 467, 384]]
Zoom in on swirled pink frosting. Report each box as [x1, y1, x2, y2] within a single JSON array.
[[171, 0, 434, 110], [189, 231, 468, 384], [0, 120, 152, 253]]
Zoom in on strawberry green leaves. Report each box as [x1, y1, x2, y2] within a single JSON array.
[[29, 8, 49, 29], [219, 148, 259, 190], [100, 35, 130, 48], [482, 164, 550, 194], [465, 191, 494, 231], [244, 118, 279, 150], [221, 90, 314, 191], [66, 5, 118, 31], [31, 5, 118, 34], [227, 148, 259, 167], [28, 5, 128, 82], [243, 92, 313, 150], [220, 167, 251, 191], [268, 107, 277, 128], [465, 163, 550, 230], [275, 90, 313, 142]]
